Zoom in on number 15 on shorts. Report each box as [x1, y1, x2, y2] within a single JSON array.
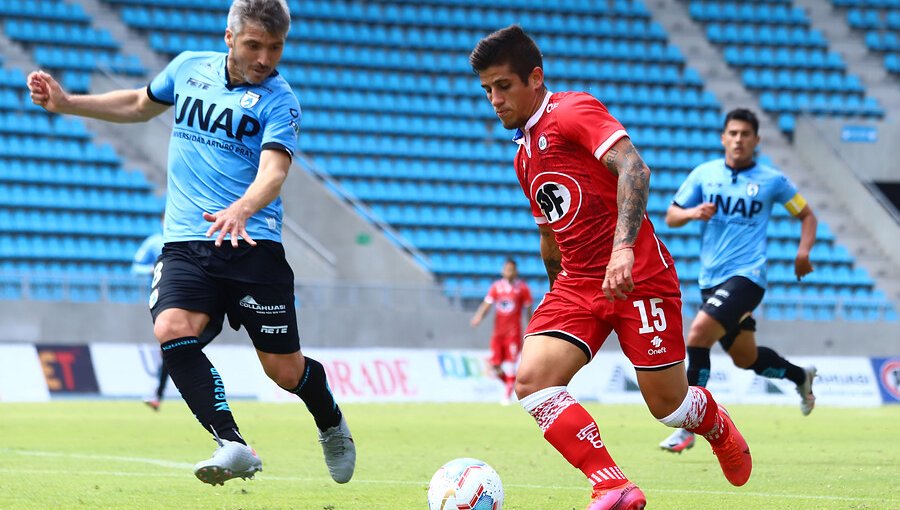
[[633, 298, 667, 334]]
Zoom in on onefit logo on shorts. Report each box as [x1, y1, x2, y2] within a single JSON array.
[[576, 423, 604, 449], [239, 295, 286, 315], [648, 335, 667, 356], [260, 325, 289, 334]]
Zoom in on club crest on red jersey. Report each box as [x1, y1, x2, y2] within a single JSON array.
[[537, 133, 549, 152], [530, 172, 583, 232]]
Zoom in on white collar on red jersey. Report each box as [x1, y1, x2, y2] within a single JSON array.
[[512, 90, 554, 145]]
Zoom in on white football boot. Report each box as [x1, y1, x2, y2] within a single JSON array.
[[193, 438, 262, 485], [318, 415, 356, 483], [659, 427, 696, 453], [797, 366, 817, 416]]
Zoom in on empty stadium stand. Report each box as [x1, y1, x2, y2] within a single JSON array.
[[0, 0, 893, 324]]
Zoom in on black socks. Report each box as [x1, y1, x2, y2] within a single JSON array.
[[161, 337, 244, 444], [686, 346, 712, 387], [750, 346, 806, 386], [286, 356, 342, 431]]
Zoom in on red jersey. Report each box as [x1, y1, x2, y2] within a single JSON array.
[[484, 278, 533, 337], [513, 91, 673, 281]]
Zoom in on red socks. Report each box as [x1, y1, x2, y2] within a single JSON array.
[[525, 388, 627, 490]]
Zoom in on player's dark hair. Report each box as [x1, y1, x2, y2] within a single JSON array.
[[723, 108, 759, 135], [504, 258, 517, 267], [470, 25, 543, 84], [228, 0, 291, 38]]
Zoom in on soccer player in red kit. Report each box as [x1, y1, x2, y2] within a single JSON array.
[[470, 25, 752, 510], [471, 258, 534, 404]]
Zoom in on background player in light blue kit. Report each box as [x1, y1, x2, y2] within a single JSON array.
[[26, 0, 355, 486], [659, 108, 819, 453]]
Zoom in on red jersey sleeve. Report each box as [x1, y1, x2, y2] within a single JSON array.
[[556, 93, 628, 162], [484, 281, 498, 304]]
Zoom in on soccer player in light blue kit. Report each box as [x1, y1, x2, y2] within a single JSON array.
[[659, 109, 818, 453], [26, 0, 355, 486]]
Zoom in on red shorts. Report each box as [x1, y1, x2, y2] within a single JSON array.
[[489, 332, 522, 366], [525, 267, 685, 369]]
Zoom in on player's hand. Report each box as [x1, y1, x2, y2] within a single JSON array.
[[794, 253, 814, 281], [692, 203, 717, 221], [203, 204, 257, 248], [602, 248, 635, 301], [26, 70, 67, 112], [469, 316, 480, 327]]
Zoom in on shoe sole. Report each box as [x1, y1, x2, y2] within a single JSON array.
[[194, 465, 261, 486], [588, 484, 647, 510]]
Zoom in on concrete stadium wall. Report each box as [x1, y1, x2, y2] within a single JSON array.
[[1, 298, 897, 357]]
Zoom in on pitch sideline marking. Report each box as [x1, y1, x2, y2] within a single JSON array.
[[2, 449, 893, 504]]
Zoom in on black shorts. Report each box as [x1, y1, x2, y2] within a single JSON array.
[[149, 240, 300, 354], [699, 276, 765, 345]]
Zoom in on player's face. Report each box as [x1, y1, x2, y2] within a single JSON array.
[[721, 119, 760, 167], [225, 22, 285, 85], [478, 63, 544, 130], [501, 262, 517, 280]]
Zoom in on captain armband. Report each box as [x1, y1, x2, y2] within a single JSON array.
[[784, 192, 808, 216]]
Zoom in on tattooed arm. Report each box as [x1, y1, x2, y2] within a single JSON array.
[[538, 223, 562, 289], [600, 136, 651, 300]]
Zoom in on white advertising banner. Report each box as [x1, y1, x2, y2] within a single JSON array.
[[4, 343, 883, 407], [90, 343, 266, 399], [0, 343, 50, 402], [257, 348, 505, 403], [570, 354, 881, 407]]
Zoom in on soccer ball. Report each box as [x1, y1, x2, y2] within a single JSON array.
[[427, 458, 504, 510]]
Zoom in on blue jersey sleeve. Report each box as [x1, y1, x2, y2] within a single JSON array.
[[131, 233, 163, 275], [147, 51, 195, 105], [772, 174, 799, 204], [260, 91, 301, 157], [672, 167, 704, 208]]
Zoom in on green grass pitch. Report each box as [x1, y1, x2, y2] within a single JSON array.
[[0, 401, 897, 509]]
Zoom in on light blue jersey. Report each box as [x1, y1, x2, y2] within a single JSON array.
[[672, 159, 806, 289], [147, 51, 301, 243]]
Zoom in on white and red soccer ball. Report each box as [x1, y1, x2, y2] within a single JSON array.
[[427, 458, 504, 510]]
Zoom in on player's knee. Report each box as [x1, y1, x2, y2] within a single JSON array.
[[153, 317, 194, 343], [267, 364, 304, 389]]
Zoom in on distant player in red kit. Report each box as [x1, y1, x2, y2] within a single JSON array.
[[470, 258, 534, 404], [470, 25, 752, 510]]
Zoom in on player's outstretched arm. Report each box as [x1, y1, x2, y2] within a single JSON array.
[[26, 70, 168, 123], [538, 224, 561, 289], [794, 205, 817, 280], [470, 301, 491, 327], [204, 149, 292, 247], [665, 202, 716, 228]]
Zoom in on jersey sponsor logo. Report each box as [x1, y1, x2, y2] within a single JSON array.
[[174, 94, 261, 142], [530, 172, 583, 231], [546, 102, 559, 113], [240, 90, 261, 109], [496, 299, 515, 313], [746, 183, 760, 197], [537, 133, 549, 152], [576, 423, 604, 448], [239, 295, 286, 314], [707, 193, 763, 218], [260, 325, 289, 334], [186, 77, 211, 90]]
